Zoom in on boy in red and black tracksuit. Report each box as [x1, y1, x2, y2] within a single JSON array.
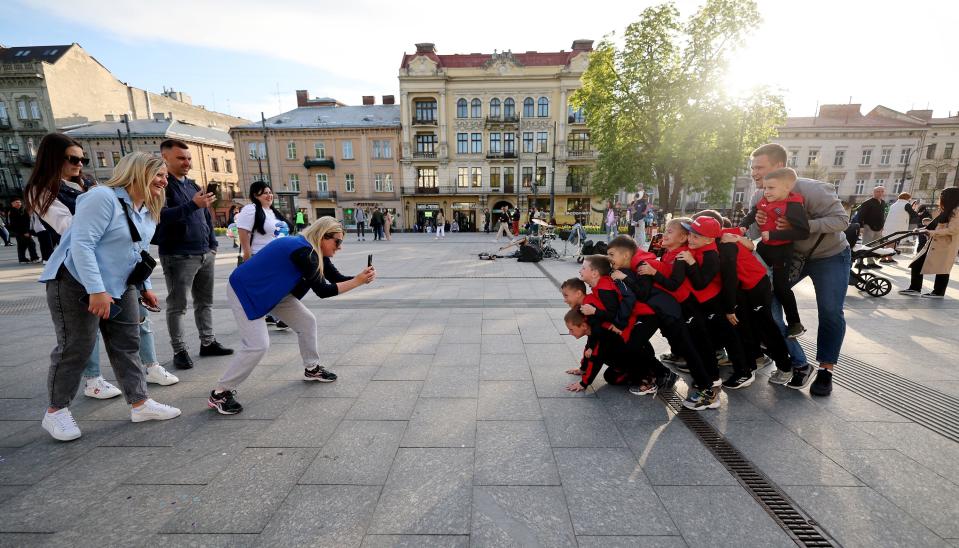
[[739, 167, 810, 338], [679, 217, 753, 408], [607, 235, 679, 395], [637, 219, 720, 409], [563, 307, 634, 389], [564, 256, 638, 391], [715, 224, 797, 389]]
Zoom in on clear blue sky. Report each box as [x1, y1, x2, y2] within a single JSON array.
[[5, 0, 958, 122]]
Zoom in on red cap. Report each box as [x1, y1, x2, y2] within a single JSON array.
[[682, 217, 722, 239]]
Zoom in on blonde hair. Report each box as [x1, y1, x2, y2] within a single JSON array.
[[103, 152, 166, 220], [300, 216, 345, 279], [667, 217, 692, 232]]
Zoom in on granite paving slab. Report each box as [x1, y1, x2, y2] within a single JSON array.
[[347, 381, 422, 420], [256, 485, 380, 547], [299, 420, 407, 485], [420, 366, 479, 398], [477, 381, 542, 420], [618, 419, 737, 486], [401, 398, 476, 448], [576, 536, 689, 548], [474, 421, 559, 486], [470, 486, 576, 547], [249, 397, 353, 448], [361, 535, 470, 548]]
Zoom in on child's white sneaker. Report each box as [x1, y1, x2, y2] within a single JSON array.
[[131, 399, 181, 423], [83, 376, 122, 399], [145, 364, 179, 386]]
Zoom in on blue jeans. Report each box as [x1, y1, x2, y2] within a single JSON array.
[[139, 305, 158, 366], [81, 336, 101, 377], [772, 247, 851, 367]]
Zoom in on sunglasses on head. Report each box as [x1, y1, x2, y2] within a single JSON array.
[[323, 234, 343, 248], [65, 155, 90, 166]]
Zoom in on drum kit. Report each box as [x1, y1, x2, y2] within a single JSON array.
[[496, 218, 562, 259]]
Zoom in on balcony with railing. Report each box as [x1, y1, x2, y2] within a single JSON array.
[[0, 118, 10, 129], [485, 115, 519, 126], [567, 149, 596, 159], [412, 151, 437, 160], [307, 190, 337, 200], [411, 117, 438, 127], [485, 151, 517, 160], [568, 114, 587, 125], [303, 156, 335, 169]]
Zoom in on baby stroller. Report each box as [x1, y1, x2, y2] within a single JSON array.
[[848, 230, 920, 297]]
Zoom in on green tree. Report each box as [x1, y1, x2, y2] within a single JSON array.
[[572, 0, 785, 212]]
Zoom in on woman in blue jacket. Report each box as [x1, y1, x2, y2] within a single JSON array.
[[208, 216, 376, 414], [39, 152, 181, 441]]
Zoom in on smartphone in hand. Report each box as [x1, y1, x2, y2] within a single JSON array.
[[206, 183, 219, 196], [368, 254, 373, 268], [79, 294, 122, 319]]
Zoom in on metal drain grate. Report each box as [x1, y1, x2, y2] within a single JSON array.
[[659, 389, 837, 547], [0, 296, 47, 315], [798, 338, 959, 443]]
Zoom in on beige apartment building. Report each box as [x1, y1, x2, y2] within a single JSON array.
[[64, 118, 240, 225], [0, 43, 247, 199], [775, 104, 959, 207], [398, 40, 599, 229], [230, 92, 402, 227]]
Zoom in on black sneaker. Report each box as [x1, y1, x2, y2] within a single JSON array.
[[208, 390, 243, 415], [787, 364, 818, 390], [304, 365, 337, 383], [810, 369, 832, 397], [786, 323, 806, 339], [199, 341, 234, 356], [265, 315, 277, 326], [275, 320, 290, 330], [172, 350, 194, 370], [722, 371, 756, 390]]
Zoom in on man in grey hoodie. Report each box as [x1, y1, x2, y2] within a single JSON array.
[[743, 144, 850, 397]]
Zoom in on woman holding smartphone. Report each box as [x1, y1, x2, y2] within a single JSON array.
[[208, 217, 375, 414], [38, 152, 181, 441], [25, 135, 178, 401]]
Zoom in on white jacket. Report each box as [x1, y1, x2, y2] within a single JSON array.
[[885, 199, 910, 234]]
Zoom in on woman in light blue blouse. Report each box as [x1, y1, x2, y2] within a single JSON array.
[[39, 152, 181, 441]]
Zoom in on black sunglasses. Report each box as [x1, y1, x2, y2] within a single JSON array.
[[65, 155, 90, 166], [323, 234, 343, 248]]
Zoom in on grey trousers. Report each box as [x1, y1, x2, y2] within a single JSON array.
[[861, 227, 883, 263], [161, 252, 216, 353], [216, 284, 322, 391], [46, 268, 148, 408]]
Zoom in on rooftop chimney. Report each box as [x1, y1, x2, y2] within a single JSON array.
[[153, 112, 166, 122], [571, 39, 594, 52], [104, 114, 116, 122], [382, 95, 395, 105], [296, 90, 309, 107], [415, 42, 436, 53], [906, 109, 933, 120], [818, 104, 862, 119], [362, 96, 375, 105]]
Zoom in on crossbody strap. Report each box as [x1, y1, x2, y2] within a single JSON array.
[[117, 197, 142, 243], [805, 233, 826, 258]]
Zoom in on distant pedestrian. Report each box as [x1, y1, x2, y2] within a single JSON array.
[[435, 210, 446, 239], [482, 208, 489, 233], [511, 206, 520, 236], [371, 208, 385, 241], [605, 204, 617, 242], [856, 186, 886, 268], [0, 210, 10, 246], [494, 208, 512, 241], [295, 209, 306, 233], [384, 210, 394, 240], [8, 198, 38, 263], [354, 207, 367, 241], [227, 205, 239, 247]]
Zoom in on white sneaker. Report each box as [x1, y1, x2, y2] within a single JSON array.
[[84, 376, 122, 399], [130, 399, 181, 423], [145, 364, 179, 386], [42, 408, 81, 441]]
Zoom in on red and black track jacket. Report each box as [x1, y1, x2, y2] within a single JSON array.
[[686, 242, 723, 304], [716, 229, 766, 313], [740, 192, 810, 245], [647, 247, 693, 304]]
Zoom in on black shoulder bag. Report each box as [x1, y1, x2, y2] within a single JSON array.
[[119, 197, 157, 288]]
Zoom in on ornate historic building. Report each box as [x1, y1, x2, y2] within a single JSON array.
[[397, 40, 599, 229]]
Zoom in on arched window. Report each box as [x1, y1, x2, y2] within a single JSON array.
[[503, 98, 515, 119], [523, 97, 534, 118], [489, 98, 501, 118], [537, 97, 549, 117], [456, 98, 467, 118], [471, 98, 481, 118]]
